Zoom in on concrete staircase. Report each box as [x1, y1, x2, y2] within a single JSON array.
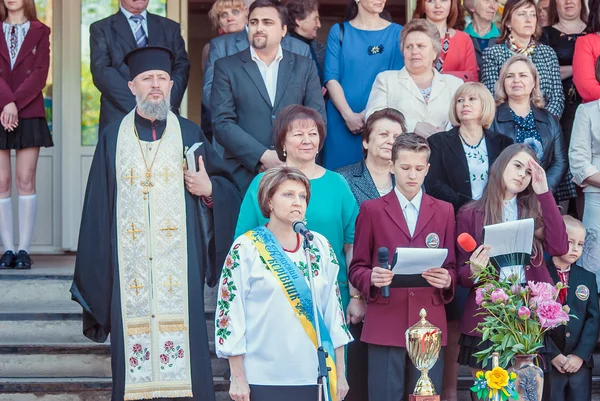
[[0, 255, 230, 401]]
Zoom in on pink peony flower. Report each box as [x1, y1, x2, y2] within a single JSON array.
[[475, 288, 486, 305], [132, 343, 142, 353], [220, 287, 231, 302], [510, 283, 522, 295], [536, 300, 570, 328], [518, 306, 531, 320], [528, 281, 558, 306], [160, 354, 169, 364], [129, 357, 138, 367], [164, 341, 174, 351], [484, 284, 495, 293], [178, 349, 184, 358], [490, 289, 508, 304], [145, 351, 150, 360]]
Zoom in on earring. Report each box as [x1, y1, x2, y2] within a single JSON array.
[[283, 149, 287, 157]]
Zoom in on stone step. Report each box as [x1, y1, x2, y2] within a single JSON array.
[[0, 377, 231, 401], [0, 270, 220, 312], [0, 342, 228, 379]]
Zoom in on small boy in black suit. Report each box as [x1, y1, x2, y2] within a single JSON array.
[[546, 216, 600, 401]]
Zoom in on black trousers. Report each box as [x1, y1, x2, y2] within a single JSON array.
[[367, 344, 445, 401], [249, 384, 319, 401], [547, 365, 592, 401]]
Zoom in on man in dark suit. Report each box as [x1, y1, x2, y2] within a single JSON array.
[[90, 0, 190, 133], [201, 8, 310, 151], [211, 0, 325, 192], [349, 133, 456, 401], [546, 216, 600, 401]]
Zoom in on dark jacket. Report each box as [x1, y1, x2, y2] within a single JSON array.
[[0, 21, 50, 118], [211, 48, 325, 192], [490, 103, 567, 191], [425, 127, 513, 212], [336, 159, 395, 206], [547, 260, 600, 367], [470, 36, 497, 79], [90, 11, 190, 132]]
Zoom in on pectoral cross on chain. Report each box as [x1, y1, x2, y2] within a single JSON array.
[[141, 171, 154, 199], [162, 275, 179, 293]]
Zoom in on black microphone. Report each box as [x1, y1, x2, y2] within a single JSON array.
[[378, 247, 391, 298], [293, 221, 314, 241]]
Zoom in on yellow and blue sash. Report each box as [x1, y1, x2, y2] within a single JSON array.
[[246, 226, 338, 401]]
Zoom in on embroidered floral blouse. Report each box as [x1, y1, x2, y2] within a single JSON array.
[[510, 108, 545, 161], [2, 21, 30, 69], [462, 137, 489, 200], [215, 231, 352, 386]]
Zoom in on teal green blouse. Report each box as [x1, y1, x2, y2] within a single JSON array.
[[235, 170, 359, 308]]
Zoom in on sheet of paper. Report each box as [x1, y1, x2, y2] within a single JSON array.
[[482, 218, 534, 283], [391, 248, 448, 275]]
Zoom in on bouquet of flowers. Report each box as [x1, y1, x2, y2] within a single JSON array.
[[472, 262, 571, 368], [471, 366, 518, 401]]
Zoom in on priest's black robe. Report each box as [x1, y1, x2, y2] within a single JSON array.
[[70, 112, 241, 401]]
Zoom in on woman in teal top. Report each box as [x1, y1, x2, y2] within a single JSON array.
[[235, 105, 359, 311]]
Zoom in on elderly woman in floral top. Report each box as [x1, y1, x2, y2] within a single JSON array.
[[489, 55, 567, 191], [216, 167, 352, 401]]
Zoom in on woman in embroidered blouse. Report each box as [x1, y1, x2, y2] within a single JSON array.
[[412, 0, 479, 81], [216, 167, 352, 401], [481, 0, 565, 118], [456, 144, 568, 373], [0, 0, 52, 270], [323, 0, 404, 170], [365, 18, 463, 139], [489, 55, 567, 192]]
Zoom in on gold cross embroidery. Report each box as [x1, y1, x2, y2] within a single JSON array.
[[157, 166, 173, 183], [160, 221, 178, 237], [162, 275, 179, 293], [130, 278, 144, 296], [125, 168, 140, 186], [126, 223, 142, 240]]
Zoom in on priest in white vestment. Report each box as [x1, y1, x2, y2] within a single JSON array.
[[71, 46, 241, 401], [215, 167, 352, 401]]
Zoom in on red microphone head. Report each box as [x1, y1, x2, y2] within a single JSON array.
[[457, 233, 477, 253]]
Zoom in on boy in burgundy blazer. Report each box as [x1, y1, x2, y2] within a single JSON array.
[[349, 133, 457, 401]]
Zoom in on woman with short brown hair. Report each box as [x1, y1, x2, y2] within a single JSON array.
[[480, 0, 564, 118], [217, 166, 352, 401]]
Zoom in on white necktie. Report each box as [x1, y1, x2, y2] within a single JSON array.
[[404, 203, 418, 237]]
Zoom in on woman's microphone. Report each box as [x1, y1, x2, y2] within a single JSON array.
[[292, 221, 314, 240], [457, 233, 477, 253]]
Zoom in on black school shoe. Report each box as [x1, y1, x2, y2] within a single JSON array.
[[0, 250, 16, 269], [15, 250, 32, 269]]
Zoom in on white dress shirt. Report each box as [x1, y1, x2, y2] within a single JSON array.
[[394, 187, 423, 236], [120, 7, 148, 40], [500, 196, 525, 282], [2, 21, 30, 69], [250, 45, 284, 106]]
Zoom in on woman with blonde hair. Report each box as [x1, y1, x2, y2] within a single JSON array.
[[490, 55, 567, 192], [480, 0, 564, 118], [365, 18, 463, 138], [425, 82, 512, 401], [202, 0, 248, 72]]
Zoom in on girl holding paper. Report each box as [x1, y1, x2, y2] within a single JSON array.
[[456, 143, 569, 373]]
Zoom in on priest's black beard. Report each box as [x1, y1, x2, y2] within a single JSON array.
[[136, 93, 171, 121]]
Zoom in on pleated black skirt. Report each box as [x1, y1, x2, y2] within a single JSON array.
[[249, 384, 319, 401], [0, 117, 53, 150]]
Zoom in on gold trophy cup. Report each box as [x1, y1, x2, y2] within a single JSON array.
[[405, 308, 442, 401]]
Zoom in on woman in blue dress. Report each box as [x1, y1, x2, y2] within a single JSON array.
[[323, 0, 404, 171]]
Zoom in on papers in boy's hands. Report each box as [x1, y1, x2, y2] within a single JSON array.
[[185, 142, 204, 172]]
